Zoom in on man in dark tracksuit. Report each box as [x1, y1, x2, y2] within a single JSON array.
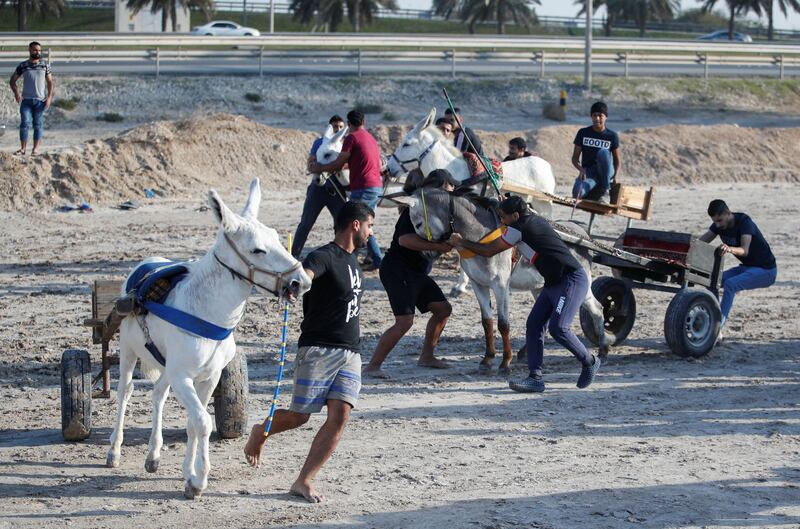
[[448, 196, 600, 393]]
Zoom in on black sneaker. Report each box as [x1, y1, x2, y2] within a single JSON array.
[[577, 355, 601, 389], [509, 375, 545, 393]]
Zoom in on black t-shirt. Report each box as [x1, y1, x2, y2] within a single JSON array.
[[574, 126, 620, 168], [384, 208, 430, 274], [501, 215, 582, 286], [709, 212, 776, 269], [299, 242, 363, 352], [454, 127, 484, 156]]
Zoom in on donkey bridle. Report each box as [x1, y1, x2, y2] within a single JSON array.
[[214, 232, 302, 297], [390, 139, 439, 174], [420, 188, 457, 243]]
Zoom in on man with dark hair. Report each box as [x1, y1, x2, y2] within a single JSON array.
[[445, 107, 483, 156], [364, 169, 458, 378], [504, 137, 533, 162], [699, 199, 777, 332], [435, 117, 453, 138], [244, 201, 374, 503], [571, 101, 620, 203], [292, 115, 348, 257], [447, 195, 600, 393], [9, 41, 54, 156], [311, 109, 384, 270]]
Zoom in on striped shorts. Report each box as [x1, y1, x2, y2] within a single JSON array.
[[290, 346, 362, 414]]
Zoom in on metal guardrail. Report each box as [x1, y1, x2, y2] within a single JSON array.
[[0, 35, 797, 78]]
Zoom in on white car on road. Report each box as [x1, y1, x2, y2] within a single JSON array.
[[191, 21, 261, 36]]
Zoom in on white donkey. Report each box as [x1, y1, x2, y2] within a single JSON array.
[[395, 188, 608, 374], [313, 124, 350, 199], [386, 108, 556, 218], [107, 179, 311, 499]]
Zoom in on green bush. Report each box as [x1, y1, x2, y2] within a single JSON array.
[[382, 112, 398, 121], [245, 92, 263, 103], [355, 102, 383, 114], [97, 112, 123, 123], [54, 97, 80, 111]]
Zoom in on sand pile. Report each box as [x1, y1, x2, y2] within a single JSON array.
[[2, 114, 799, 210], [480, 124, 800, 186], [0, 114, 316, 210]]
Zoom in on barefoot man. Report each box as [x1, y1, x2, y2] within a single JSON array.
[[244, 201, 374, 503]]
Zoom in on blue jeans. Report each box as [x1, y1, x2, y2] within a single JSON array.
[[526, 268, 593, 378], [292, 182, 346, 258], [349, 186, 383, 266], [20, 98, 46, 143], [572, 149, 614, 199], [720, 265, 777, 325]]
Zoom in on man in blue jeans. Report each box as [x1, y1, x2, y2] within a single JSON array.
[[292, 115, 348, 258], [311, 110, 384, 270], [699, 199, 777, 333], [448, 196, 601, 393], [9, 41, 54, 156], [571, 101, 620, 203]]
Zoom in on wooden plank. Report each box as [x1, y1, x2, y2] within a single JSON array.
[[618, 185, 648, 209], [94, 280, 123, 319]]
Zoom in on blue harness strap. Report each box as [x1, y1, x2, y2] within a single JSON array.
[[126, 261, 235, 366]]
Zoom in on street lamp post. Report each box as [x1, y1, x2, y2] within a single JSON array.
[[584, 0, 592, 90]]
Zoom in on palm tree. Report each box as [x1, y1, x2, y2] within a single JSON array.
[[575, 0, 679, 37], [434, 0, 539, 34], [290, 0, 397, 32], [763, 0, 800, 40], [126, 0, 212, 32], [0, 0, 66, 32], [702, 0, 763, 40]]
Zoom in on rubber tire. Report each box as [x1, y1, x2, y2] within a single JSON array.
[[61, 349, 92, 441], [580, 276, 637, 348], [213, 351, 249, 439], [664, 288, 721, 358]]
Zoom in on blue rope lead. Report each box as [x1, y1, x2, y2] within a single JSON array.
[[263, 233, 292, 438]]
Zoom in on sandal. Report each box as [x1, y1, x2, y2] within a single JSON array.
[[13, 149, 25, 155]]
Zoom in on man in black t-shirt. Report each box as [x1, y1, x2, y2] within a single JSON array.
[[364, 170, 457, 378], [445, 106, 484, 156], [699, 199, 777, 331], [244, 201, 375, 503], [448, 196, 600, 393], [571, 101, 621, 202]]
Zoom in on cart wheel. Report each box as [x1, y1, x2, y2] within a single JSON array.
[[61, 349, 92, 441], [213, 351, 249, 439], [664, 288, 721, 358], [580, 277, 637, 350]]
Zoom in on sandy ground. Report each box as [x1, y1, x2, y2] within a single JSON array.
[[0, 175, 798, 528]]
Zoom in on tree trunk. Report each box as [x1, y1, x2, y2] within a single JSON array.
[[18, 0, 27, 32], [767, 0, 774, 41], [728, 5, 735, 40], [496, 0, 504, 35], [162, 9, 168, 32], [171, 0, 177, 32], [352, 0, 360, 32], [604, 13, 613, 37], [637, 2, 646, 38]]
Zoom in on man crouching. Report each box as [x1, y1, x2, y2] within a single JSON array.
[[244, 201, 374, 503]]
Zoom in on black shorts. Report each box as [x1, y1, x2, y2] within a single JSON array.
[[379, 256, 446, 316]]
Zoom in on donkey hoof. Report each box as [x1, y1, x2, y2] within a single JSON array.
[[144, 458, 160, 473], [498, 365, 512, 377], [598, 345, 610, 360], [477, 363, 493, 375], [106, 453, 120, 468], [449, 288, 464, 299], [184, 481, 203, 500]]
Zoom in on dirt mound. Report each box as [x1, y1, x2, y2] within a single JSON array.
[[3, 114, 800, 210], [0, 114, 316, 210], [478, 124, 800, 188]]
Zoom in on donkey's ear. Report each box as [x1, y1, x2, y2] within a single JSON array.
[[209, 189, 240, 232], [241, 178, 261, 219], [323, 124, 334, 139], [425, 107, 437, 128], [332, 126, 348, 143], [391, 195, 419, 208]]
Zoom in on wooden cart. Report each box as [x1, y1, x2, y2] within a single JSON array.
[[60, 279, 249, 441], [553, 225, 725, 359]]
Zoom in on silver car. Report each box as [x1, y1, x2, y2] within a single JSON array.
[[191, 21, 261, 36]]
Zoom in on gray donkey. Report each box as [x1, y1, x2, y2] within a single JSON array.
[[394, 188, 608, 374]]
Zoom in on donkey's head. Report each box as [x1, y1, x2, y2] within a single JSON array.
[[387, 107, 438, 178], [392, 187, 453, 244], [209, 178, 311, 302], [313, 124, 350, 184]]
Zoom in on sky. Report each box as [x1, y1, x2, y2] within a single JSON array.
[[397, 0, 800, 31]]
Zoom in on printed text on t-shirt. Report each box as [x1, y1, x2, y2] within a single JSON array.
[[583, 137, 611, 149]]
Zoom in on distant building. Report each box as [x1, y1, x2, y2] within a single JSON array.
[[114, 0, 190, 32]]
